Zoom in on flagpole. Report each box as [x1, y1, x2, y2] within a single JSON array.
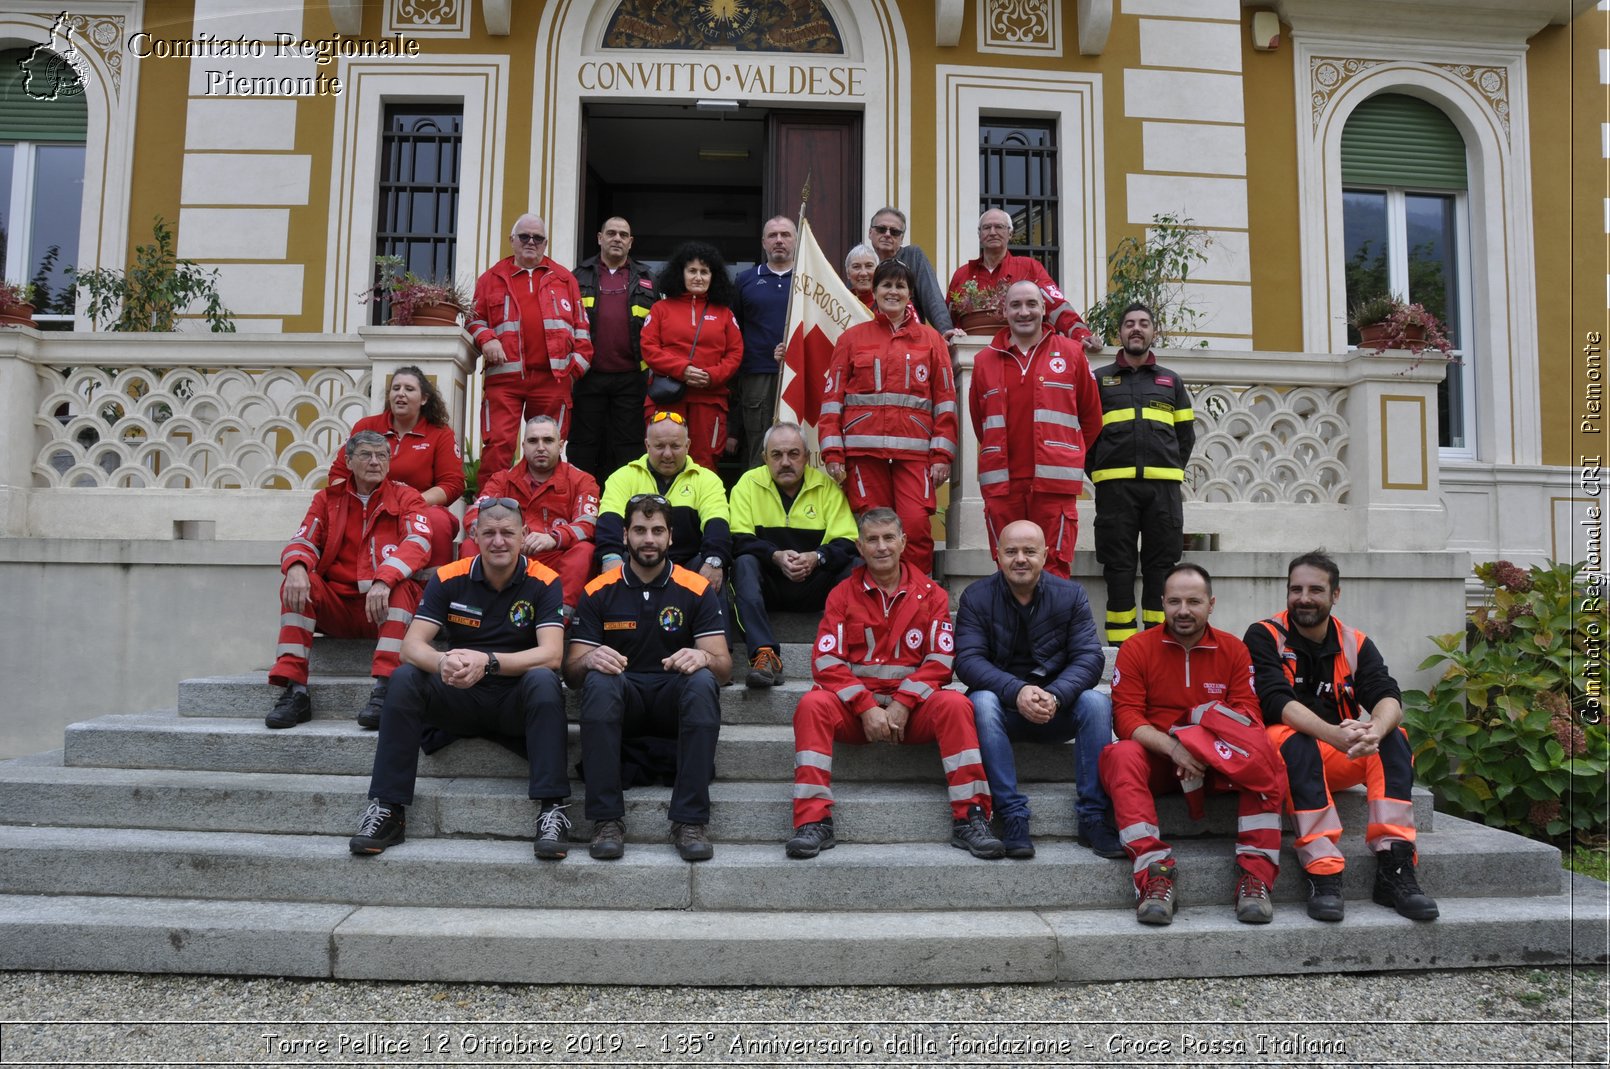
[[777, 172, 812, 430]]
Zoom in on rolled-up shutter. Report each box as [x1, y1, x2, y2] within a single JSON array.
[[0, 47, 88, 141], [1341, 93, 1467, 190]]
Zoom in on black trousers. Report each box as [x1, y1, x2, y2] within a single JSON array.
[[577, 669, 721, 824], [570, 369, 647, 484], [730, 553, 850, 653], [1093, 479, 1183, 640], [367, 663, 569, 806]]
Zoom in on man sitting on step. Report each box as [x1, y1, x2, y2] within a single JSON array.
[[349, 498, 572, 859], [786, 507, 1004, 861], [268, 430, 431, 730], [728, 422, 858, 688], [954, 519, 1123, 860], [1098, 563, 1285, 926], [1245, 550, 1438, 922]]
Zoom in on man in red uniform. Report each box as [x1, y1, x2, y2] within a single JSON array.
[[970, 281, 1104, 577], [786, 507, 1004, 861], [461, 414, 600, 610], [268, 430, 431, 731], [469, 213, 593, 473], [1097, 563, 1285, 926], [947, 209, 1099, 348]]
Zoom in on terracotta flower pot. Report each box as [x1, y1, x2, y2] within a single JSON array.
[[0, 301, 37, 327], [1359, 322, 1427, 349], [958, 310, 1006, 334], [391, 301, 461, 326]]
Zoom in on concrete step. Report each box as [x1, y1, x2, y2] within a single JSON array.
[[3, 882, 1598, 984], [0, 753, 1436, 842], [0, 815, 1562, 914]]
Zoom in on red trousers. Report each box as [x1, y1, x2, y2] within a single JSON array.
[[644, 397, 728, 471], [1098, 738, 1282, 893], [843, 457, 935, 574], [481, 378, 572, 475], [420, 504, 460, 568], [983, 490, 1079, 578], [457, 537, 592, 608], [1269, 723, 1418, 874], [792, 689, 990, 826], [270, 571, 422, 686]]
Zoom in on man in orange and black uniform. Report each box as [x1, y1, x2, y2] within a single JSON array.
[[1245, 550, 1438, 922], [1088, 302, 1195, 644]]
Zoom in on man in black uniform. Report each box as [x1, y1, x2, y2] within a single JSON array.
[[1088, 302, 1196, 644], [572, 216, 659, 483], [567, 493, 732, 861], [349, 498, 572, 860]]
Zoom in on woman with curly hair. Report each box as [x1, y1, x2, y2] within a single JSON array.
[[640, 241, 744, 469], [328, 365, 465, 565]]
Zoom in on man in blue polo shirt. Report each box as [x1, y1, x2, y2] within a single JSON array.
[[567, 493, 732, 862], [731, 215, 795, 467], [350, 499, 572, 860]]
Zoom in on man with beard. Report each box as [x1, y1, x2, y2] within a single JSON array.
[[1088, 302, 1195, 644], [1097, 564, 1285, 926], [567, 494, 732, 862], [1245, 550, 1438, 922]]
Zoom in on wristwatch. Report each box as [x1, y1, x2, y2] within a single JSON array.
[[484, 652, 500, 678], [704, 555, 724, 570], [815, 549, 828, 568]]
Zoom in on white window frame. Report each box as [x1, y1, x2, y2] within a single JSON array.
[[3, 139, 85, 327]]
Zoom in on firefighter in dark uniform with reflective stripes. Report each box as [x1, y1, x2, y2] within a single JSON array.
[[1088, 303, 1195, 645]]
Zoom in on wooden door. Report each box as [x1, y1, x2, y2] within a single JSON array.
[[765, 111, 862, 271]]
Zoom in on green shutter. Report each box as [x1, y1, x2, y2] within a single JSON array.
[[1341, 93, 1467, 189], [0, 48, 88, 142]]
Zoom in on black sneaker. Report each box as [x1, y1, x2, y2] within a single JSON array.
[[1076, 818, 1126, 859], [349, 800, 405, 855], [950, 804, 1005, 859], [785, 819, 836, 859], [356, 677, 387, 730], [671, 821, 714, 862], [746, 647, 783, 688], [1373, 841, 1439, 920], [266, 686, 311, 729], [589, 819, 625, 860], [1305, 871, 1345, 921], [1000, 813, 1035, 859], [533, 802, 571, 860]]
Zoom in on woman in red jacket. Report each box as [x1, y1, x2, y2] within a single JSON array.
[[327, 366, 464, 566], [817, 258, 958, 575], [640, 242, 744, 469]]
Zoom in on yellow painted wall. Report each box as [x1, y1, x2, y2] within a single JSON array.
[[1241, 16, 1303, 353], [1528, 20, 1575, 468], [123, 0, 193, 266]]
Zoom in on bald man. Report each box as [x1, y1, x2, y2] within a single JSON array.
[[469, 213, 594, 473]]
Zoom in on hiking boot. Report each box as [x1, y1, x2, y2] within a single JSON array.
[[1305, 871, 1345, 921], [1000, 813, 1035, 859], [1373, 841, 1439, 920], [356, 677, 387, 730], [671, 821, 714, 862], [1235, 873, 1274, 924], [1135, 861, 1176, 925], [265, 686, 311, 729], [746, 647, 783, 688], [950, 804, 1006, 859], [349, 800, 405, 855], [785, 819, 836, 859], [1077, 818, 1126, 859], [533, 802, 571, 860], [589, 819, 625, 860]]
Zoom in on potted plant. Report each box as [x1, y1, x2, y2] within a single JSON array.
[[947, 279, 1010, 334], [360, 255, 470, 326], [70, 217, 236, 332], [1083, 213, 1212, 349], [0, 280, 38, 326], [1348, 294, 1454, 357]]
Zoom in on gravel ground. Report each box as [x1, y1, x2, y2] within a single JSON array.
[[1, 966, 1606, 1067]]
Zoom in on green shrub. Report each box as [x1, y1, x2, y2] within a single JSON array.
[[1402, 560, 1608, 842]]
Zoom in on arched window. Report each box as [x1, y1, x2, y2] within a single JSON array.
[[1341, 93, 1472, 452]]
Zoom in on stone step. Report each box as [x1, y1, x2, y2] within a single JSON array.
[[0, 753, 1435, 842], [2, 881, 1601, 984], [0, 816, 1562, 914]]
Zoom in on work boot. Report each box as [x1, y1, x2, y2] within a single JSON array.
[[1000, 813, 1035, 859], [533, 802, 571, 860], [589, 819, 625, 860], [746, 647, 783, 688], [785, 818, 836, 859], [349, 800, 405, 855], [1135, 861, 1176, 925], [1235, 873, 1274, 924], [356, 677, 387, 730], [265, 685, 311, 729], [671, 821, 714, 862], [1305, 871, 1345, 921], [950, 804, 1006, 859], [1077, 818, 1126, 859], [1373, 841, 1439, 920]]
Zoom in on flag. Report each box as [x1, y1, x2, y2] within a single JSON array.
[[777, 217, 873, 454]]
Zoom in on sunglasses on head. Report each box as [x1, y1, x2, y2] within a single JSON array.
[[650, 410, 686, 425]]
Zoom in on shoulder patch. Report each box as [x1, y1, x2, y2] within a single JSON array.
[[584, 569, 626, 596], [437, 558, 474, 581], [669, 565, 711, 596]]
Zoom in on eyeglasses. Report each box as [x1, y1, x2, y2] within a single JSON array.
[[871, 224, 904, 237], [979, 223, 1012, 232], [514, 233, 548, 245], [649, 410, 686, 424], [350, 450, 390, 463], [474, 496, 522, 514]]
